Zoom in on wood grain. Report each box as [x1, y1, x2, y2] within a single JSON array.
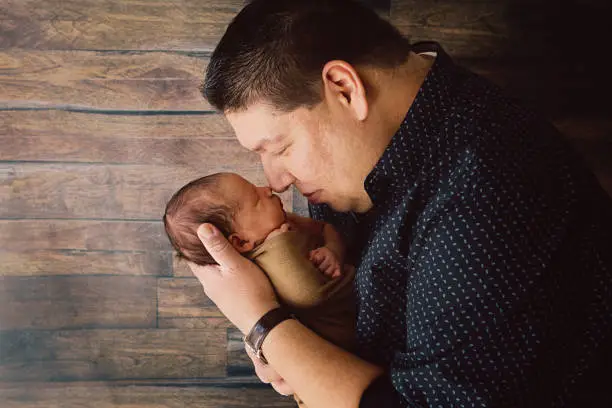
[[0, 328, 225, 381], [0, 381, 294, 408], [0, 249, 171, 277], [172, 256, 194, 278], [391, 1, 509, 58], [158, 316, 232, 330], [0, 0, 243, 51], [0, 51, 211, 111], [226, 327, 255, 377], [0, 220, 169, 251], [0, 111, 234, 163], [0, 50, 605, 115], [0, 110, 232, 140], [0, 161, 296, 220], [391, 0, 612, 59], [157, 278, 222, 319], [0, 276, 156, 330]]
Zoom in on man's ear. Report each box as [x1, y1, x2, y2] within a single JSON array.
[[321, 60, 369, 121], [229, 233, 255, 253]]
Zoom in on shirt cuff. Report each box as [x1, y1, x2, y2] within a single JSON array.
[[359, 374, 405, 408]]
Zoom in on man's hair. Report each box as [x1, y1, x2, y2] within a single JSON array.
[[202, 0, 412, 112], [163, 173, 236, 266]]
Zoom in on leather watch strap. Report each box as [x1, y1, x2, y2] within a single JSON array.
[[244, 307, 294, 365]]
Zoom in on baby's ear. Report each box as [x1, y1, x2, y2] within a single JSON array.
[[228, 233, 254, 253]]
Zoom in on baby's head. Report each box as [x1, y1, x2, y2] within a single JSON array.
[[163, 172, 286, 265]]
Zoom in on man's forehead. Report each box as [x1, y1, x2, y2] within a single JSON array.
[[226, 105, 288, 150]]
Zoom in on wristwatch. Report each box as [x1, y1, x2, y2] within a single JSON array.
[[243, 306, 295, 365]]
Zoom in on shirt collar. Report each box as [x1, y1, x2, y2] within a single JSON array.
[[364, 42, 465, 207]]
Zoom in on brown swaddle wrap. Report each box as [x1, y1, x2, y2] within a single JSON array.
[[245, 228, 357, 407], [245, 228, 356, 351]]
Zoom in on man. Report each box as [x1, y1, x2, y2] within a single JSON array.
[[190, 0, 612, 406]]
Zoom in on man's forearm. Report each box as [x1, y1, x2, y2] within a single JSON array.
[[261, 318, 383, 408]]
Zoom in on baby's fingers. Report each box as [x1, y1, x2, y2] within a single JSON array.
[[319, 256, 333, 272], [310, 251, 323, 266]]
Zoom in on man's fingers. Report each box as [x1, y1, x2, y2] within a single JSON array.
[[271, 379, 294, 396], [188, 262, 222, 288], [196, 224, 242, 270], [246, 346, 283, 384]]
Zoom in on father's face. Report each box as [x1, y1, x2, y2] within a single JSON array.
[[226, 101, 372, 213]]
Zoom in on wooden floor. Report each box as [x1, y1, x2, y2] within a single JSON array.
[[1, 0, 611, 406]]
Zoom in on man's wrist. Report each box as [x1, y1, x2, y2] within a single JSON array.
[[243, 306, 295, 365], [240, 301, 281, 335]]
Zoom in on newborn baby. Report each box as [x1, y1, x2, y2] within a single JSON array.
[[163, 172, 357, 365]]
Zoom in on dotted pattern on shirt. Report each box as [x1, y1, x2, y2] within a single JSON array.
[[310, 43, 612, 407]]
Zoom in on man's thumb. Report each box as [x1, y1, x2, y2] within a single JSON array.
[[197, 223, 234, 267], [197, 223, 216, 240]]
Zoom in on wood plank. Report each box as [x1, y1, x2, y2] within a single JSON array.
[[0, 220, 169, 251], [0, 51, 211, 111], [391, 1, 509, 59], [0, 111, 234, 163], [0, 0, 243, 51], [391, 0, 611, 59], [173, 256, 194, 278], [0, 381, 294, 408], [0, 110, 233, 141], [0, 329, 225, 381], [0, 50, 605, 115], [0, 161, 293, 219], [0, 276, 156, 330], [0, 249, 171, 277], [158, 316, 232, 330], [227, 327, 255, 377], [158, 278, 222, 319]]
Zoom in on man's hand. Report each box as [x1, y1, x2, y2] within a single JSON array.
[[309, 246, 342, 279], [245, 342, 295, 396], [189, 224, 280, 335]]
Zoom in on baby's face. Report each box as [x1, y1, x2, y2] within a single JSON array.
[[221, 174, 286, 247]]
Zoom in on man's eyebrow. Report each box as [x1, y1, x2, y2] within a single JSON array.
[[252, 134, 284, 152]]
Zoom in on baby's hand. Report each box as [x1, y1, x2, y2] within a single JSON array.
[[309, 247, 342, 279], [265, 222, 292, 241]]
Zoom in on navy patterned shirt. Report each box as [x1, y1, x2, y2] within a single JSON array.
[[310, 42, 612, 407]]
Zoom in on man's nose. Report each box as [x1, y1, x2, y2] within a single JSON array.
[[262, 159, 293, 193]]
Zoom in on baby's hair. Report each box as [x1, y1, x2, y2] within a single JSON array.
[[163, 173, 237, 265]]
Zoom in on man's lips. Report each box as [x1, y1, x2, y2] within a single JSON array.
[[304, 190, 321, 203]]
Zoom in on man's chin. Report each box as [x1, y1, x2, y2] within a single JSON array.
[[322, 199, 352, 213]]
